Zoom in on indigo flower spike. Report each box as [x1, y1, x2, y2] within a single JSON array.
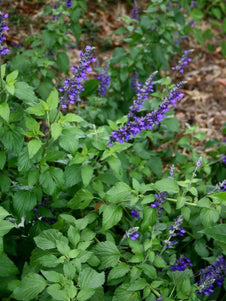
[[150, 192, 167, 215], [172, 50, 193, 73], [170, 256, 193, 271], [131, 209, 140, 219], [222, 154, 226, 165], [123, 227, 139, 241], [196, 256, 226, 296], [0, 12, 9, 55], [109, 80, 185, 146], [96, 68, 110, 97], [66, 0, 72, 7], [130, 232, 139, 240], [58, 45, 96, 108], [131, 0, 140, 23], [163, 215, 185, 248]]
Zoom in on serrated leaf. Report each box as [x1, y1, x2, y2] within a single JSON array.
[[0, 103, 10, 122], [62, 113, 83, 124], [34, 229, 65, 250], [155, 178, 179, 194], [200, 208, 219, 228], [51, 123, 62, 141], [46, 89, 59, 110], [102, 204, 123, 231], [28, 139, 42, 159], [0, 206, 10, 221], [105, 182, 131, 203], [41, 270, 64, 283], [57, 52, 69, 74], [13, 273, 46, 301], [13, 190, 37, 218], [46, 283, 68, 301], [15, 81, 38, 104], [78, 267, 105, 289], [0, 253, 19, 277], [77, 288, 95, 301], [0, 220, 14, 236], [199, 224, 226, 245], [81, 165, 93, 187], [94, 241, 120, 268], [26, 104, 45, 116], [108, 262, 129, 281], [6, 70, 18, 84]]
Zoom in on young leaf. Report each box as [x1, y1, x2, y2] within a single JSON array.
[[28, 139, 42, 159], [13, 273, 46, 301], [46, 89, 59, 110], [81, 165, 93, 187], [94, 241, 120, 268], [78, 267, 105, 289], [0, 103, 10, 122], [102, 204, 123, 231]]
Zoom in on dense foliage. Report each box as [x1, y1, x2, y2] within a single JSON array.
[[0, 0, 225, 300]]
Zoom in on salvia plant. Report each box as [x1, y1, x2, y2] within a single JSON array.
[[0, 1, 225, 301]]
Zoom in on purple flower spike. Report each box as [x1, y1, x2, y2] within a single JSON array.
[[109, 80, 185, 146], [196, 256, 226, 296], [0, 11, 9, 55], [163, 215, 185, 248], [131, 209, 140, 219], [222, 154, 226, 165], [96, 67, 110, 97], [66, 0, 72, 7], [172, 49, 193, 74], [130, 232, 139, 240], [58, 45, 95, 108], [150, 192, 167, 215], [170, 256, 193, 271]]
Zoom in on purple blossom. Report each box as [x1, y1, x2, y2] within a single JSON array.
[[96, 67, 110, 97], [131, 209, 140, 219], [196, 156, 202, 168], [196, 256, 226, 296], [58, 45, 96, 108], [131, 0, 140, 23], [168, 164, 175, 178], [109, 81, 185, 146], [0, 12, 9, 55], [150, 192, 167, 215], [163, 215, 185, 248], [188, 19, 195, 26], [190, 1, 197, 8], [156, 297, 163, 301], [172, 50, 193, 73], [222, 154, 226, 165], [66, 0, 72, 7], [217, 180, 226, 192], [170, 256, 193, 271], [128, 71, 157, 119], [130, 232, 139, 240]]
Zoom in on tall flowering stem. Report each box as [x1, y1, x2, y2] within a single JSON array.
[[58, 45, 96, 108], [109, 81, 185, 146], [0, 11, 9, 56], [96, 67, 110, 97], [196, 256, 226, 296], [172, 50, 193, 74]]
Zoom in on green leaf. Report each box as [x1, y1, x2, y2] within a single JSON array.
[[0, 103, 10, 122], [0, 173, 11, 192], [59, 127, 79, 154], [81, 165, 93, 187], [141, 206, 158, 231], [108, 262, 130, 281], [26, 104, 45, 116], [78, 267, 105, 289], [51, 123, 62, 141], [200, 208, 219, 228], [15, 81, 38, 104], [94, 241, 120, 268], [77, 288, 95, 301], [34, 229, 65, 250], [67, 189, 93, 210], [0, 206, 11, 221], [63, 262, 76, 280], [0, 220, 14, 236], [153, 256, 167, 268], [0, 151, 6, 170], [0, 252, 19, 277], [41, 270, 64, 283], [28, 139, 42, 159], [1, 64, 6, 79], [62, 113, 83, 124], [46, 88, 59, 110], [112, 284, 133, 301], [39, 167, 64, 195], [105, 182, 131, 203], [127, 278, 147, 291], [42, 30, 57, 48], [107, 156, 123, 180], [64, 165, 81, 188], [13, 273, 46, 301], [37, 254, 60, 268], [221, 40, 226, 57], [56, 240, 70, 256], [57, 52, 69, 73], [46, 284, 68, 301], [199, 224, 226, 245], [102, 204, 123, 231], [155, 178, 179, 194], [13, 190, 37, 218], [6, 70, 18, 84]]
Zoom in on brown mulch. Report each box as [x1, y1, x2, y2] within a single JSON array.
[[2, 1, 226, 143]]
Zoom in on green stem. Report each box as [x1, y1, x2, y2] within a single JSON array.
[[167, 198, 198, 207], [169, 285, 176, 298]]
